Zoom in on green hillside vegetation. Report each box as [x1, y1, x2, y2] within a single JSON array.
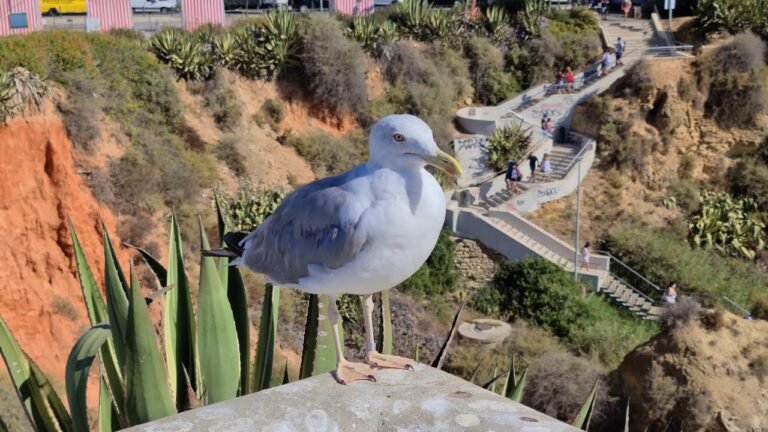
[[474, 259, 658, 367]]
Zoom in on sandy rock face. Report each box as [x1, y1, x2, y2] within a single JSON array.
[[616, 312, 768, 432], [0, 103, 127, 384]]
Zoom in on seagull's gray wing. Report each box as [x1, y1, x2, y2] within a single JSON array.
[[239, 169, 371, 285]]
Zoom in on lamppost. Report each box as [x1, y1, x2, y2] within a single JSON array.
[[573, 156, 582, 281]]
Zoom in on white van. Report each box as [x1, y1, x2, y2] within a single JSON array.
[[131, 0, 178, 13]]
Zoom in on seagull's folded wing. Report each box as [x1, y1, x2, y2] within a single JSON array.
[[239, 172, 370, 285]]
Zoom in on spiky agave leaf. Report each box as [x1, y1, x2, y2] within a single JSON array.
[[253, 284, 280, 391], [125, 262, 176, 424], [572, 378, 600, 430], [299, 294, 320, 380], [65, 324, 111, 432], [197, 218, 241, 403], [431, 302, 464, 370]]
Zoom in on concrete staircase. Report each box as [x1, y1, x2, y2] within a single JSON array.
[[448, 208, 663, 320], [449, 15, 683, 321]]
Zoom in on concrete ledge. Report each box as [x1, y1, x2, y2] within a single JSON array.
[[126, 366, 580, 432]]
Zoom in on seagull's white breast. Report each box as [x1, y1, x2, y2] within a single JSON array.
[[297, 167, 446, 296]]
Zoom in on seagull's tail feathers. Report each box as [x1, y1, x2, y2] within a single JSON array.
[[200, 231, 249, 261]]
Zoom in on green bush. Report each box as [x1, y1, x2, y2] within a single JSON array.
[[728, 157, 768, 212], [298, 14, 369, 118], [490, 258, 657, 366], [464, 37, 521, 105], [667, 179, 702, 214], [398, 229, 458, 298], [283, 130, 367, 177], [472, 284, 504, 316], [607, 224, 768, 308]]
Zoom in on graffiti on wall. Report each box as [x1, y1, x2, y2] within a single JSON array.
[[536, 187, 560, 202]]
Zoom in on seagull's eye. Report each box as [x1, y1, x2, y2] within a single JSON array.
[[393, 133, 406, 143]]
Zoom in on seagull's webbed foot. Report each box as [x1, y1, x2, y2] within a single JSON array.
[[333, 360, 377, 385], [365, 351, 415, 371]]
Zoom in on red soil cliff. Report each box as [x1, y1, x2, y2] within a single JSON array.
[[0, 102, 127, 386]]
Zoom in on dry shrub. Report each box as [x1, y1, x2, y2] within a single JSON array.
[[52, 295, 79, 321], [216, 134, 247, 177], [283, 130, 366, 177], [597, 121, 658, 178], [752, 296, 768, 320], [204, 69, 243, 131], [750, 354, 768, 382], [379, 41, 471, 144], [661, 296, 702, 328], [523, 352, 607, 422], [728, 158, 768, 212], [58, 70, 103, 152], [464, 37, 521, 105], [700, 308, 726, 331], [699, 32, 768, 127], [299, 14, 369, 119]]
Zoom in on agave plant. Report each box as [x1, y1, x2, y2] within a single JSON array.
[[0, 67, 47, 123], [0, 70, 17, 123], [394, 0, 431, 39], [0, 203, 401, 429], [696, 0, 755, 34], [485, 6, 509, 43], [486, 122, 533, 171], [345, 17, 400, 55], [233, 10, 298, 80], [688, 191, 766, 259], [212, 32, 238, 69], [149, 29, 213, 81], [517, 0, 548, 37]]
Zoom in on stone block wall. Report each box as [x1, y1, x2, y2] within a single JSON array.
[[453, 237, 503, 291]]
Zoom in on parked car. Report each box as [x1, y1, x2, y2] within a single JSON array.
[[130, 0, 178, 13], [373, 0, 401, 7], [40, 0, 87, 16], [224, 0, 288, 9]]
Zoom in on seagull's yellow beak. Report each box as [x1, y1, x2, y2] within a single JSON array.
[[421, 149, 463, 177]]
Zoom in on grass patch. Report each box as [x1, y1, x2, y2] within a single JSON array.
[[52, 295, 79, 321], [607, 225, 768, 308]]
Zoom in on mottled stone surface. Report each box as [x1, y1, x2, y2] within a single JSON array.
[[126, 366, 580, 432]]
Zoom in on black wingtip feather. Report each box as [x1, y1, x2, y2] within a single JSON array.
[[223, 232, 248, 255]]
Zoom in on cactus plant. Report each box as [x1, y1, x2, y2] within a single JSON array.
[[688, 191, 766, 259]]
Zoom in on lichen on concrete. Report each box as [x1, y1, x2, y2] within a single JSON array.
[[126, 365, 581, 432]]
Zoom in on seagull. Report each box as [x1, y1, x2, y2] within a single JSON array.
[[206, 114, 462, 384]]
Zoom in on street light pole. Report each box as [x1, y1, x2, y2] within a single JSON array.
[[573, 157, 582, 281]]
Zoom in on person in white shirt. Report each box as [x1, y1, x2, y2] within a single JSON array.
[[615, 37, 626, 66], [579, 241, 592, 271]]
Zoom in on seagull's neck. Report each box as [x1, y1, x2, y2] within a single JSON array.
[[366, 161, 426, 213]]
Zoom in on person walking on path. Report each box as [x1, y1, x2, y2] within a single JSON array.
[[622, 0, 632, 20], [541, 153, 552, 177], [579, 241, 592, 271], [600, 49, 611, 76], [505, 161, 522, 193], [663, 282, 678, 304], [600, 0, 610, 19], [615, 37, 626, 66], [528, 154, 539, 183]]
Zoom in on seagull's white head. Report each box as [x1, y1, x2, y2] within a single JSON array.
[[368, 114, 462, 177]]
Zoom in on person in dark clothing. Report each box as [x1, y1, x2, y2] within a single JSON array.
[[505, 161, 522, 193], [528, 154, 539, 183]]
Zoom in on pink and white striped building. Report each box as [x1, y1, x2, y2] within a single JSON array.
[[0, 0, 42, 37], [182, 0, 225, 31], [330, 0, 373, 16], [87, 0, 132, 32]]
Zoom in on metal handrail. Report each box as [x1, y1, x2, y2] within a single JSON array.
[[595, 250, 663, 292], [611, 273, 658, 305]]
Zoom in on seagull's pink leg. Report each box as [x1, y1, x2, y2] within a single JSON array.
[[361, 293, 415, 370], [328, 294, 376, 385]]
